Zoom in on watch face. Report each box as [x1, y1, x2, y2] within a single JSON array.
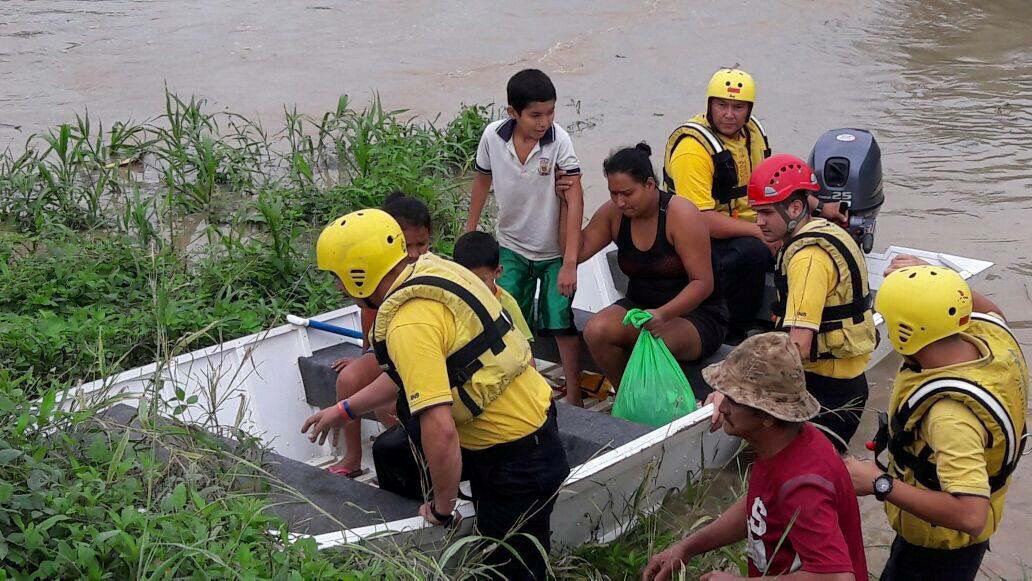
[[875, 477, 891, 493]]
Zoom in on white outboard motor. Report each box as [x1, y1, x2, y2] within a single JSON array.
[[808, 129, 884, 253]]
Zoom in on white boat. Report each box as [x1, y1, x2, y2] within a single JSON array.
[[66, 244, 991, 554]]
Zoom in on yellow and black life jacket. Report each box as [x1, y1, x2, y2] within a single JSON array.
[[371, 253, 532, 425], [772, 219, 876, 361], [662, 115, 771, 205], [884, 313, 1029, 496]]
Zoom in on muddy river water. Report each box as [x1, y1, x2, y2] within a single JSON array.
[[2, 0, 1030, 576]]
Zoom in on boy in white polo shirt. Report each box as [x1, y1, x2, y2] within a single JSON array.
[[464, 69, 586, 405]]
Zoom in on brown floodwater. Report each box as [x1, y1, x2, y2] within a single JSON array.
[[3, 0, 1030, 576]]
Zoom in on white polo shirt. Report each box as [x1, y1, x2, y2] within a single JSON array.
[[475, 119, 581, 261]]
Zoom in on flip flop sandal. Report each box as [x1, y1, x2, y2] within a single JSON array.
[[552, 382, 568, 398], [326, 465, 367, 479]]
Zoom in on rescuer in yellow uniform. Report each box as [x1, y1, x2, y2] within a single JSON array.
[[301, 209, 569, 581]]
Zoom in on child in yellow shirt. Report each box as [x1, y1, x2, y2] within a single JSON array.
[[453, 231, 535, 343]]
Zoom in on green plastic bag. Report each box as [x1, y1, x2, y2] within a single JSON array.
[[611, 309, 698, 427]]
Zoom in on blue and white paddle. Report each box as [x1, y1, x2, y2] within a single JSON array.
[[286, 314, 364, 340]]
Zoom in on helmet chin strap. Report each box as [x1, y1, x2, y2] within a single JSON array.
[[775, 202, 804, 235]]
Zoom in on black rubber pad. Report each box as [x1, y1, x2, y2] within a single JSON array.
[[297, 342, 365, 408]]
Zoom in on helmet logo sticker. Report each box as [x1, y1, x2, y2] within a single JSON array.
[[764, 186, 779, 198], [836, 133, 856, 142]]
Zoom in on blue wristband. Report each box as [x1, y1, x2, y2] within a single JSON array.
[[338, 399, 357, 421]]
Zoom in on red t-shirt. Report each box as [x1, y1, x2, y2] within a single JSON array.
[[745, 423, 867, 578]]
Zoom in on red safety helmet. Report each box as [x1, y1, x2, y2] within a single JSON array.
[[747, 154, 820, 207]]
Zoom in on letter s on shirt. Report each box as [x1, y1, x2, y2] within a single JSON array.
[[748, 496, 767, 536]]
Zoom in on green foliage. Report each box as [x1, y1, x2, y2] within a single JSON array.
[[0, 90, 494, 577], [0, 92, 491, 399], [556, 465, 750, 580], [0, 226, 339, 395], [571, 514, 682, 578], [0, 373, 347, 578]]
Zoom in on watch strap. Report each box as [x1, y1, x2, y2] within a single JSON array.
[[812, 198, 826, 217], [431, 502, 455, 525]]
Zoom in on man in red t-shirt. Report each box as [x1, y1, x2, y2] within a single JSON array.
[[643, 333, 867, 581]]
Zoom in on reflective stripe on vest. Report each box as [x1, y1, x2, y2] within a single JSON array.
[[749, 117, 772, 158], [888, 377, 1025, 493]]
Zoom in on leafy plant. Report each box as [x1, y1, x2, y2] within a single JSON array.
[[556, 458, 750, 580], [0, 93, 491, 400], [0, 90, 503, 578]]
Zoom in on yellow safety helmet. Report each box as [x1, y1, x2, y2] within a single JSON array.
[[706, 68, 756, 103], [316, 209, 407, 298], [875, 265, 973, 356]]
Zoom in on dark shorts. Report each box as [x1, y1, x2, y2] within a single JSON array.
[[805, 371, 869, 453], [880, 535, 988, 581], [711, 236, 775, 342], [614, 298, 728, 362], [374, 403, 568, 581]]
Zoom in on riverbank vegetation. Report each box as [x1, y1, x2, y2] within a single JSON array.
[[0, 93, 502, 577], [1, 92, 490, 401], [0, 92, 746, 579]]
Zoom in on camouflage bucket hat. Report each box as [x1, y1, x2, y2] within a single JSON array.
[[702, 332, 819, 422]]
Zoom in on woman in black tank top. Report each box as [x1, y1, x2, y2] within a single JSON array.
[[563, 143, 728, 396]]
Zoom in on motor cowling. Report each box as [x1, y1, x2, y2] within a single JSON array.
[[808, 129, 884, 253]]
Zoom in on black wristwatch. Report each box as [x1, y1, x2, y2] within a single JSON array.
[[873, 473, 894, 501], [812, 197, 826, 217], [431, 502, 455, 526]]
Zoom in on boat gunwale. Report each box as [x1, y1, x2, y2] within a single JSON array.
[[308, 403, 720, 547]]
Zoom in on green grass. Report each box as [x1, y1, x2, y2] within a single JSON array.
[[0, 90, 496, 577], [0, 91, 493, 400], [555, 458, 750, 580], [0, 369, 516, 579]]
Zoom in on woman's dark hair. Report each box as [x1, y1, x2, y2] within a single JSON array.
[[453, 231, 500, 270], [602, 142, 656, 185], [507, 69, 557, 113], [381, 191, 431, 231]]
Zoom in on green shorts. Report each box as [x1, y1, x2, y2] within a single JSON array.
[[497, 247, 576, 336]]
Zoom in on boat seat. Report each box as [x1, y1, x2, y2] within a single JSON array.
[[297, 342, 365, 409], [555, 402, 652, 465], [263, 444, 421, 536], [96, 403, 419, 536]]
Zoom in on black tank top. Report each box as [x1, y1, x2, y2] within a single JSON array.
[[616, 191, 718, 309]]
